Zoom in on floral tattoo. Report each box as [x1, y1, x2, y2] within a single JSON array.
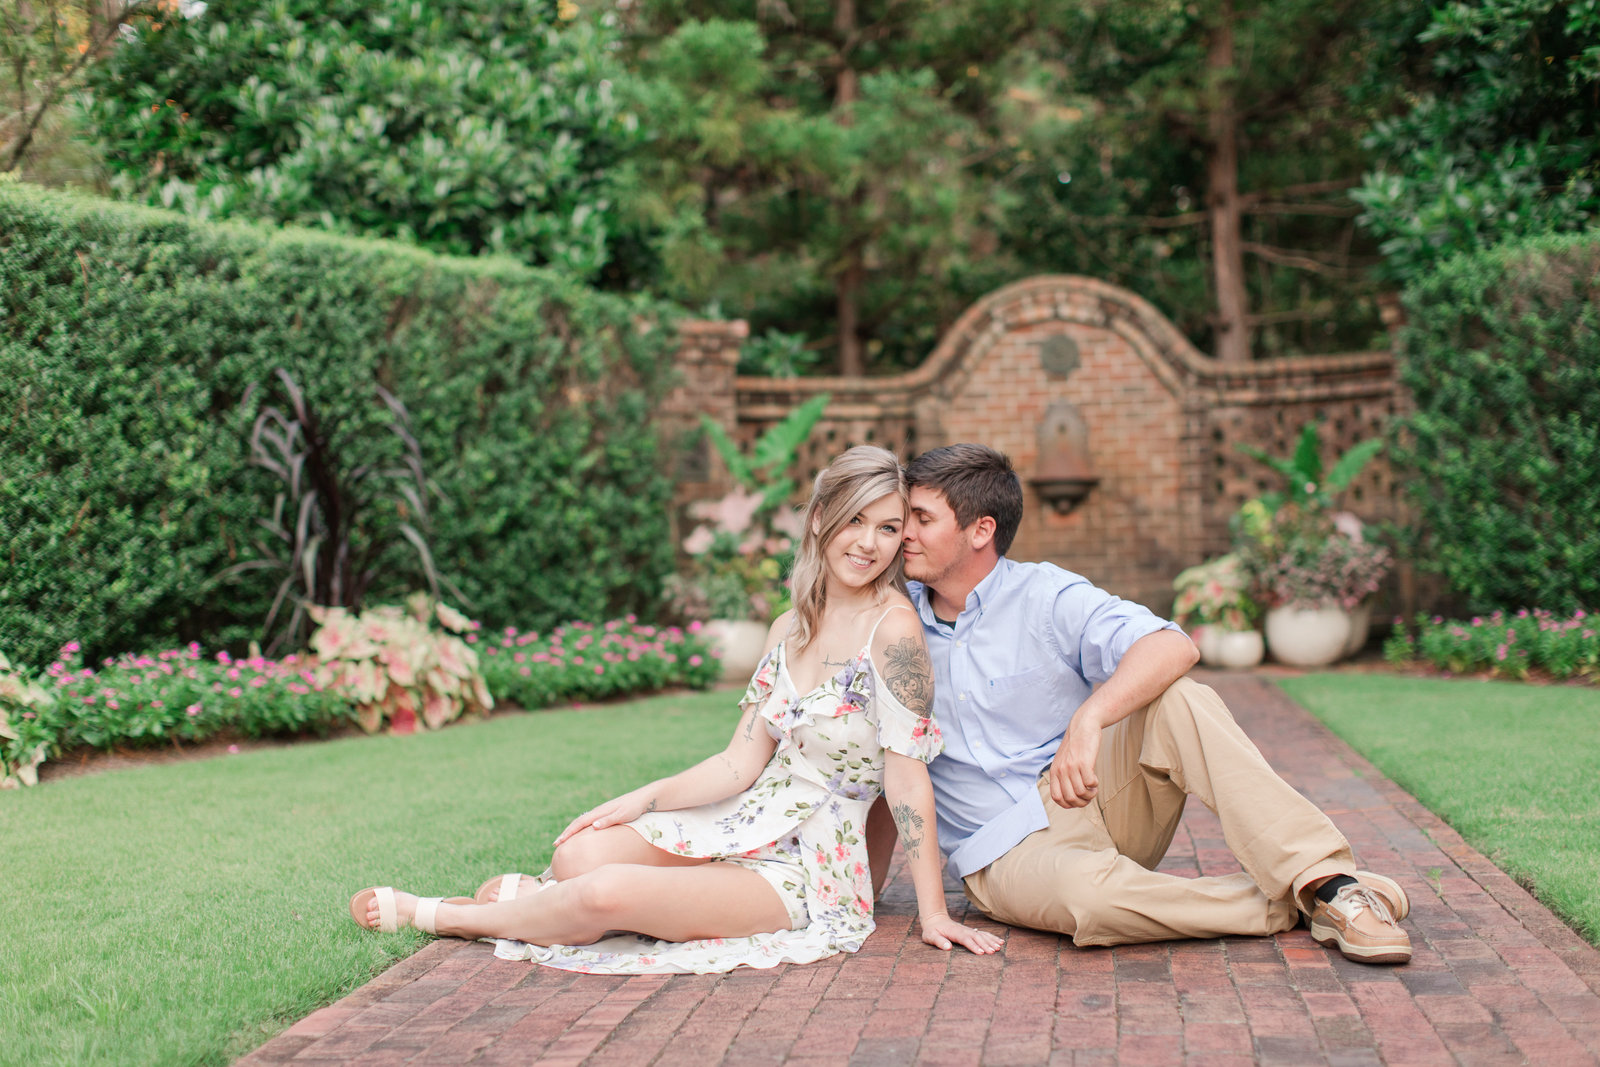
[[883, 637, 933, 716]]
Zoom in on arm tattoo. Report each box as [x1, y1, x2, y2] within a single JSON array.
[[890, 801, 926, 859], [742, 709, 758, 741], [644, 799, 658, 813], [717, 753, 742, 781], [883, 637, 933, 716]]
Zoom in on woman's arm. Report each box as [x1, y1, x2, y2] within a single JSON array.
[[555, 613, 789, 845], [872, 606, 1002, 954], [883, 754, 1003, 954]]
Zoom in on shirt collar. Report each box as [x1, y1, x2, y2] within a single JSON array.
[[911, 556, 1012, 626], [967, 556, 1012, 615]]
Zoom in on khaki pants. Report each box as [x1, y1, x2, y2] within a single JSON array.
[[962, 677, 1352, 946]]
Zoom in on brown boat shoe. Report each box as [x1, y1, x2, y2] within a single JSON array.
[[1308, 880, 1412, 964]]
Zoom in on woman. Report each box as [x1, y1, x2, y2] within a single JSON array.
[[350, 445, 1001, 971]]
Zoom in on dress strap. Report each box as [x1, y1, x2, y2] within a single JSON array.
[[867, 603, 917, 648]]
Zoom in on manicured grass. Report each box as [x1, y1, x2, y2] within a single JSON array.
[[1279, 673, 1600, 945], [0, 691, 740, 1067]]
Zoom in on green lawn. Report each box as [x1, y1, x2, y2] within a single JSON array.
[[1279, 673, 1600, 945], [0, 691, 739, 1067]]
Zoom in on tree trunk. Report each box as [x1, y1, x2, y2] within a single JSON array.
[[833, 0, 864, 377], [1206, 1, 1252, 363]]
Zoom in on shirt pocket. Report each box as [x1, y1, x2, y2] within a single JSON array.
[[985, 663, 1052, 693], [983, 664, 1070, 751]]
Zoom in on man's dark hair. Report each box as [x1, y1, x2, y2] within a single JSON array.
[[905, 444, 1024, 556]]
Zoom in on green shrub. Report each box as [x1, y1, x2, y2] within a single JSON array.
[[0, 183, 680, 669], [80, 0, 641, 284], [1394, 231, 1600, 612]]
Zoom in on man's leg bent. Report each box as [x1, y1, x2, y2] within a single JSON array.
[[1107, 676, 1354, 906], [963, 778, 1297, 946]]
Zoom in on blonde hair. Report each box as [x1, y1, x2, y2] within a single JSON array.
[[787, 445, 908, 651]]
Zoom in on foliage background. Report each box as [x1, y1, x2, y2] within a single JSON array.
[[79, 0, 644, 286], [0, 183, 679, 669], [1392, 229, 1600, 613]]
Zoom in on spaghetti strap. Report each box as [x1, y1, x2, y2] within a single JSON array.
[[867, 603, 917, 647]]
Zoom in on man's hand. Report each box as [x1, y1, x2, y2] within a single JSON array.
[[1049, 713, 1102, 808]]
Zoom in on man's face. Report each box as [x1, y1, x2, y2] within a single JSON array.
[[903, 486, 969, 588]]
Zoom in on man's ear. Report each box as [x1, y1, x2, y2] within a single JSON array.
[[967, 515, 998, 552]]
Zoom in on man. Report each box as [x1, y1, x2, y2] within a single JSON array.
[[869, 443, 1411, 963]]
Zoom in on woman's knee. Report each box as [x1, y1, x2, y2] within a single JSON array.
[[551, 830, 606, 881], [568, 866, 634, 920]]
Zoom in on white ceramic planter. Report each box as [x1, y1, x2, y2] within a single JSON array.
[[1264, 606, 1351, 667], [1211, 629, 1266, 669], [701, 618, 770, 682], [1194, 625, 1265, 669], [1341, 601, 1373, 658]]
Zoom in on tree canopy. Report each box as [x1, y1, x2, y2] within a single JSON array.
[[82, 0, 640, 282]]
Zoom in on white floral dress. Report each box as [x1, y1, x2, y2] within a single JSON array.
[[492, 610, 942, 974]]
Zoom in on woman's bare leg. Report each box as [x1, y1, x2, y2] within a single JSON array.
[[375, 862, 791, 945], [549, 826, 706, 880], [477, 826, 707, 903]]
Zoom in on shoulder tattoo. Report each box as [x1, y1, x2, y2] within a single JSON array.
[[882, 636, 933, 716]]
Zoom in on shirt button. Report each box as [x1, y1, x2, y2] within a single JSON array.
[[998, 771, 1008, 778], [955, 640, 963, 647], [958, 693, 967, 701]]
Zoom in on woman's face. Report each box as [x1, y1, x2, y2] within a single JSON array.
[[822, 492, 906, 593]]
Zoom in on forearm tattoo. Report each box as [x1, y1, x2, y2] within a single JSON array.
[[890, 801, 926, 859], [717, 753, 741, 781], [883, 637, 933, 716]]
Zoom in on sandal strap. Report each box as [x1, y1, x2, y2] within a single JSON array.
[[414, 897, 444, 935], [499, 874, 520, 902], [375, 887, 398, 933]]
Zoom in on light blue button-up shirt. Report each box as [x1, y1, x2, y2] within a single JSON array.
[[909, 558, 1182, 878]]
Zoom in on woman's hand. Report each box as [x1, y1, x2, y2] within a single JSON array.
[[553, 791, 653, 846], [918, 911, 1004, 954]]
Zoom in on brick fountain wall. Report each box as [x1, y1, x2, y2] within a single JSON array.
[[667, 276, 1405, 616]]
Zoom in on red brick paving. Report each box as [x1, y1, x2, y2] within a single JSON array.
[[238, 672, 1600, 1065]]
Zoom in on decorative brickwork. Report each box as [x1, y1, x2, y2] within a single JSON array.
[[674, 277, 1404, 614]]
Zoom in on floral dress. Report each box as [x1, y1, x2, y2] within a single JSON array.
[[491, 609, 942, 974]]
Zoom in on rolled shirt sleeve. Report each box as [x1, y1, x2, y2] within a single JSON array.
[[1050, 579, 1184, 685]]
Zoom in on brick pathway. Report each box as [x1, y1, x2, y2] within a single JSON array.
[[240, 672, 1600, 1066]]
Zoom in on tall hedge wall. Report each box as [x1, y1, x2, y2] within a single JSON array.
[[0, 183, 680, 669], [1396, 230, 1600, 612]]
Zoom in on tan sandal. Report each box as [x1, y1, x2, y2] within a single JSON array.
[[474, 872, 529, 904], [473, 872, 557, 905], [349, 887, 473, 933]]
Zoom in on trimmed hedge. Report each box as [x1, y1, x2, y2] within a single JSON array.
[[1, 183, 680, 669], [1395, 230, 1600, 612]]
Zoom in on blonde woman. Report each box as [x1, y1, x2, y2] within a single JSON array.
[[350, 446, 1002, 972]]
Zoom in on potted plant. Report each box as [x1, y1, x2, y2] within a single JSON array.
[[669, 396, 827, 679], [1233, 423, 1393, 666], [1172, 554, 1264, 668], [1235, 501, 1392, 666]]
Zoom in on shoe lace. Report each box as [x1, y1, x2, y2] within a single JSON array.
[[1332, 884, 1394, 924]]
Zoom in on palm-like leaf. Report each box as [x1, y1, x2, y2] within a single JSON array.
[[1326, 439, 1384, 492], [1291, 424, 1323, 485]]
